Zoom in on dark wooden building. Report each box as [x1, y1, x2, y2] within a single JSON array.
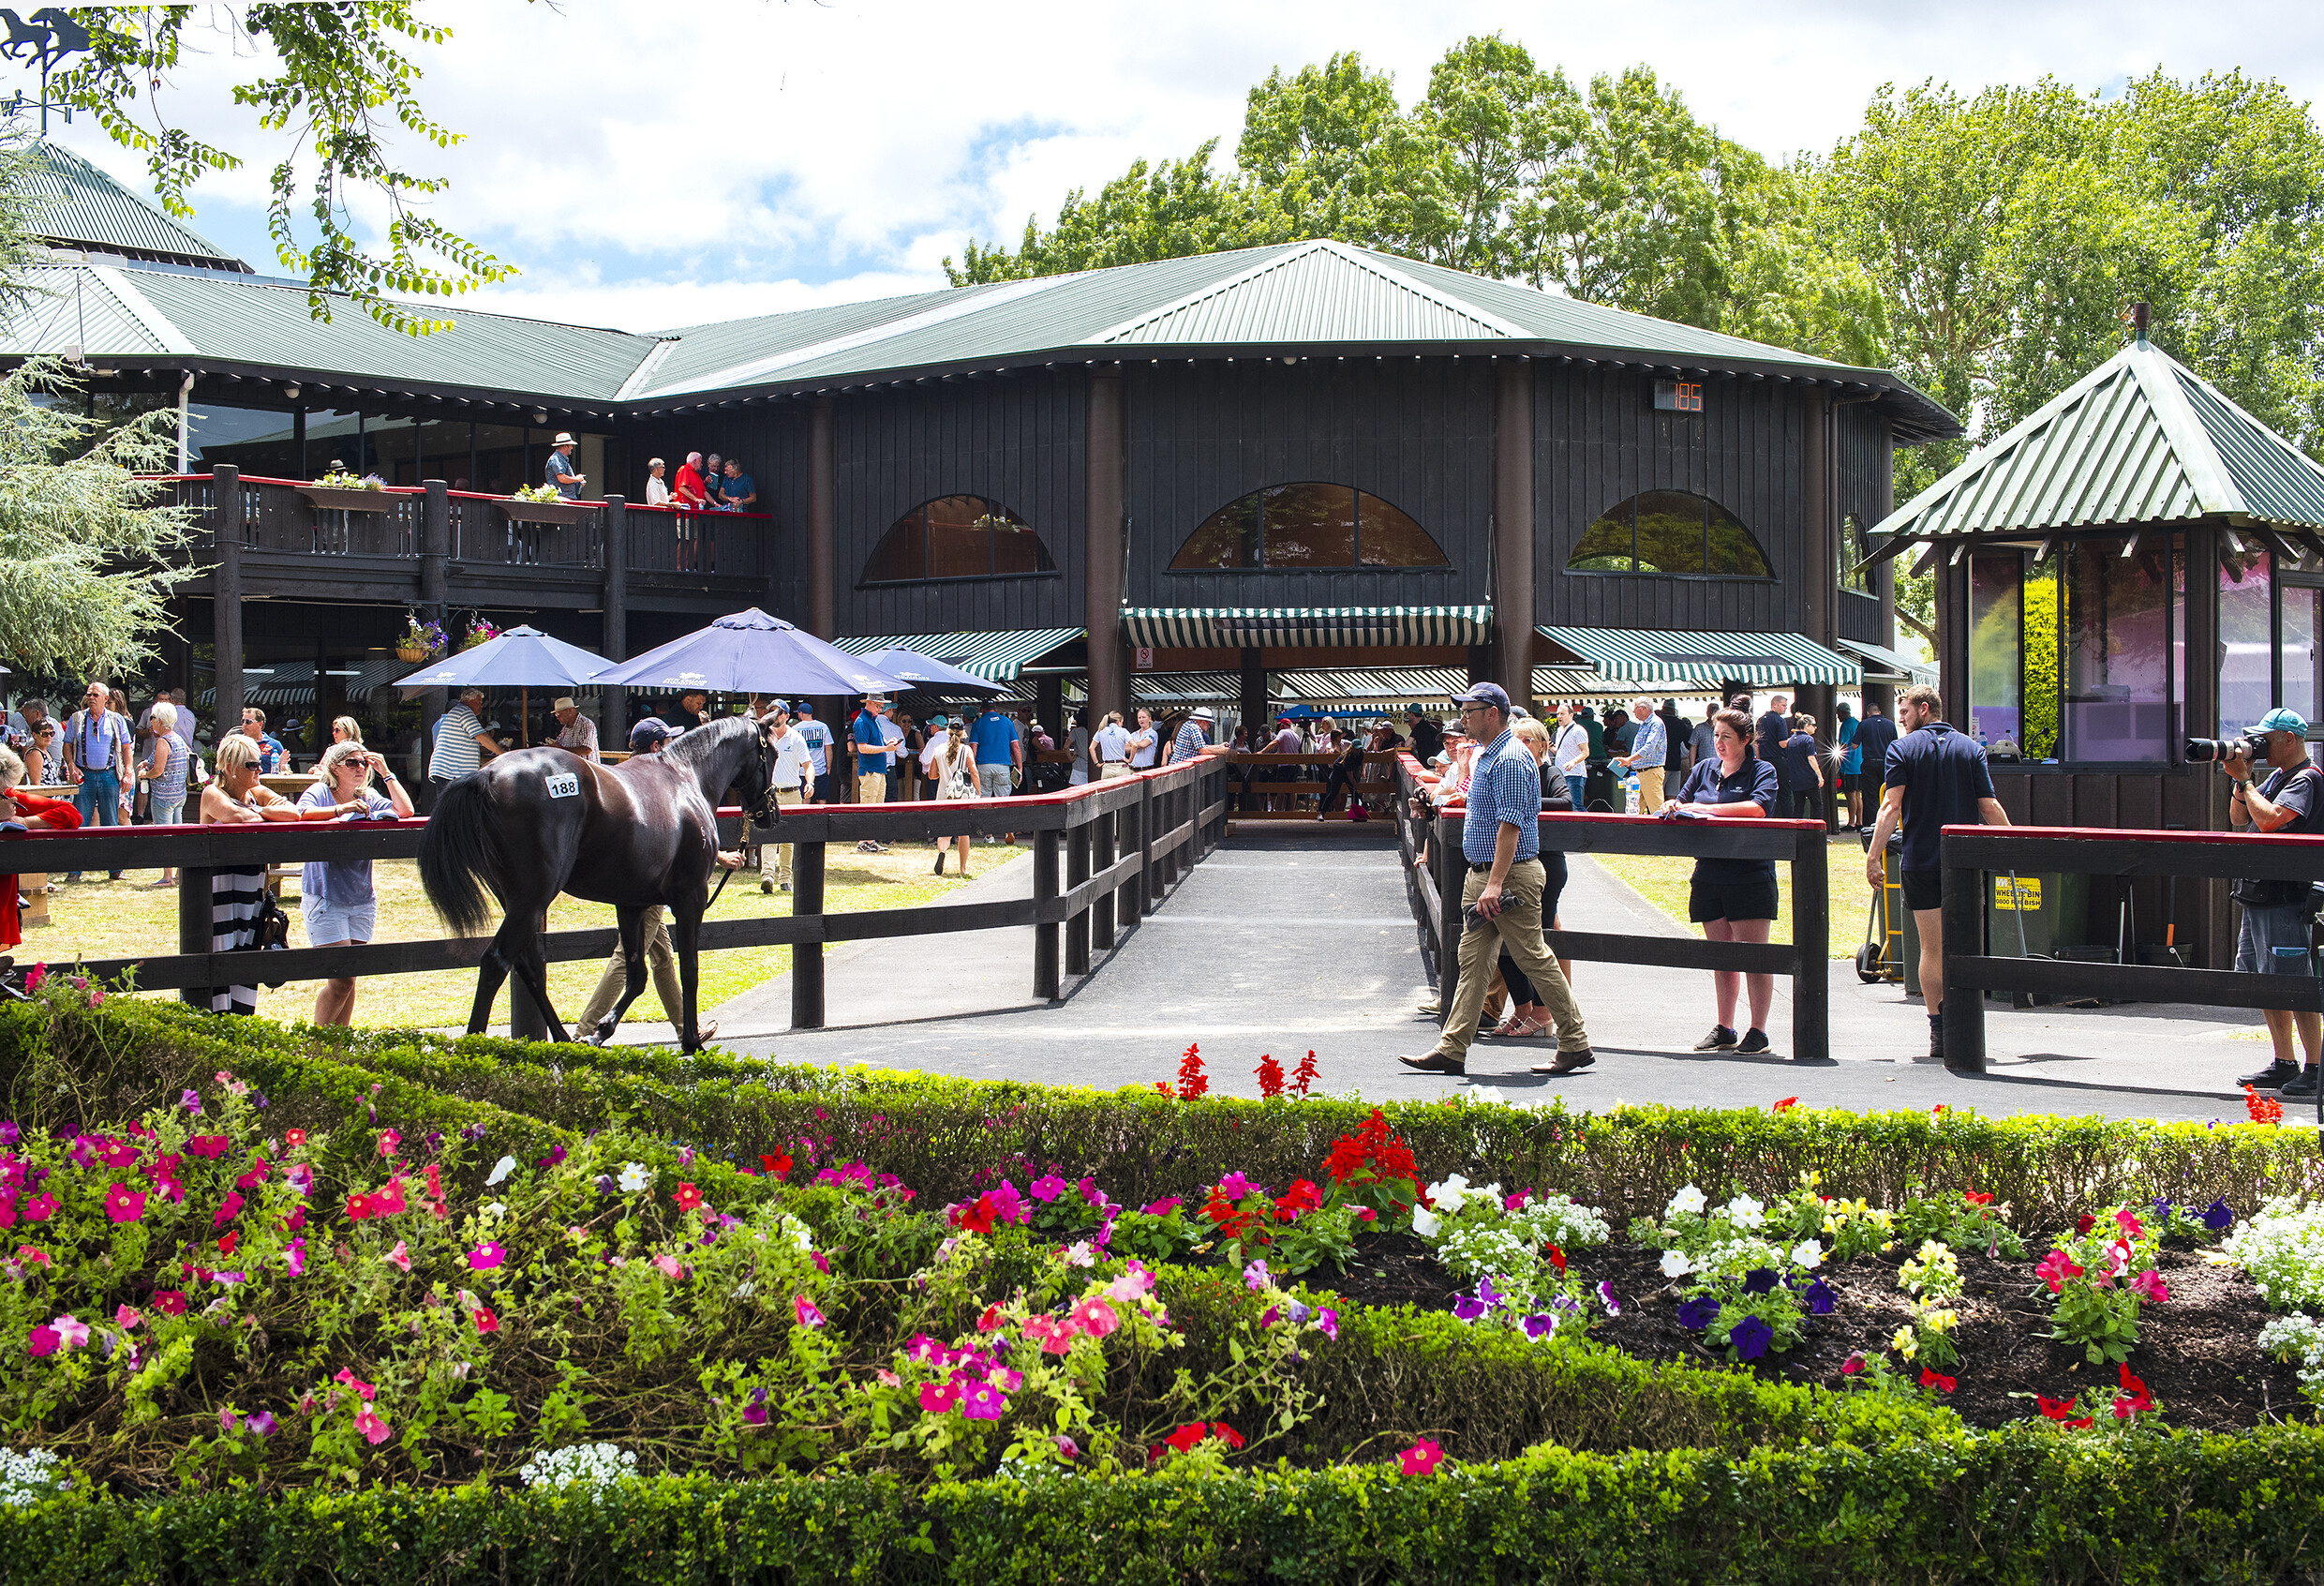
[[2, 152, 1958, 756]]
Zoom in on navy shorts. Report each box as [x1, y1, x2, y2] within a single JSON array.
[[1690, 877, 1779, 924], [1901, 868, 1943, 912]]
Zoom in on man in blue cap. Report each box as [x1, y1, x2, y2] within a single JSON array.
[[2225, 706, 2324, 1098], [1399, 681, 1593, 1079]]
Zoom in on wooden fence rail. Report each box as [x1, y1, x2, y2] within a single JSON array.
[[1393, 756, 1830, 1062], [0, 756, 1233, 1037], [1940, 824, 2324, 1073]]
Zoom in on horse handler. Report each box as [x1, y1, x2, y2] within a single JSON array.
[[577, 718, 744, 1044], [1397, 683, 1595, 1080], [752, 697, 811, 894]]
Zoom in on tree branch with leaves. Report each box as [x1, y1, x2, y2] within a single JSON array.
[[47, 3, 515, 335]]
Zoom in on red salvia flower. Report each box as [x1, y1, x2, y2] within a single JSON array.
[[1255, 1055, 1285, 1099], [1176, 1043, 1209, 1100], [1771, 1097, 1798, 1112], [1290, 1051, 1320, 1098], [1964, 1190, 1994, 1206], [2245, 1084, 2286, 1125]]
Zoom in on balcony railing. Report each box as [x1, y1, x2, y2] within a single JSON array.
[[143, 474, 780, 578]]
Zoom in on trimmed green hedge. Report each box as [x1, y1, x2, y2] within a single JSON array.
[[5, 1000, 2301, 1231], [12, 1426, 2321, 1584]]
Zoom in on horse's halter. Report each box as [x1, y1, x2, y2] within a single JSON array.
[[749, 721, 782, 825]]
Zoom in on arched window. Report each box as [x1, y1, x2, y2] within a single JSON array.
[[1170, 483, 1450, 571], [1840, 513, 1871, 592], [1569, 490, 1771, 577], [862, 495, 1055, 584]]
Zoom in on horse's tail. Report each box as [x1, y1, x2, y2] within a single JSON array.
[[418, 776, 501, 936]]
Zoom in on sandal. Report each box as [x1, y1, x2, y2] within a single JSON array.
[[1505, 1015, 1552, 1039]]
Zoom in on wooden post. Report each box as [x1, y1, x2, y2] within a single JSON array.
[[1138, 773, 1156, 916], [1942, 853, 1987, 1072], [1093, 803, 1117, 950], [1792, 824, 1830, 1063], [1239, 648, 1266, 752], [1866, 414, 1899, 718], [1435, 812, 1466, 1010], [212, 465, 245, 736], [1493, 360, 1535, 710], [419, 479, 450, 766], [808, 399, 836, 638], [792, 838, 826, 1029], [1034, 828, 1061, 1000], [177, 866, 213, 1010], [1065, 816, 1092, 976], [602, 492, 629, 737], [1086, 372, 1125, 718]]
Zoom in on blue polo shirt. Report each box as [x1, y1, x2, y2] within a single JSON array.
[[1855, 712, 1898, 777], [1885, 722, 1996, 872], [1676, 756, 1780, 885], [1461, 730, 1544, 865], [719, 471, 754, 509], [969, 711, 1020, 768], [851, 710, 891, 774]]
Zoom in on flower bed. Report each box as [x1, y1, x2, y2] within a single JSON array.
[[0, 999, 2320, 1579]]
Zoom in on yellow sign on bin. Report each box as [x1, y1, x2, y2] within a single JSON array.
[[1992, 876, 2042, 911]]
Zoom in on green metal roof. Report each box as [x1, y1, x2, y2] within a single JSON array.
[[1871, 337, 2324, 546], [0, 233, 1956, 434], [1119, 606, 1495, 649], [829, 628, 1082, 682], [24, 142, 245, 268], [1835, 636, 1936, 685], [1537, 625, 1858, 687]]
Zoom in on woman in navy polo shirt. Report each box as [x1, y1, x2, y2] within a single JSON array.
[[1659, 706, 1780, 1056]]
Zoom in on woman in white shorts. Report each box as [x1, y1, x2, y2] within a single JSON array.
[[298, 739, 414, 1025]]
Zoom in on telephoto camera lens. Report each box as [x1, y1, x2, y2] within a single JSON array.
[[2184, 735, 2264, 763]]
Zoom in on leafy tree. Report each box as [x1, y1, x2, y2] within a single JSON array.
[[1234, 52, 1420, 255], [946, 142, 1283, 285], [45, 4, 515, 334]]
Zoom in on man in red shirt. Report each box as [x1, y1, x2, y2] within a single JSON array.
[[672, 452, 710, 509]]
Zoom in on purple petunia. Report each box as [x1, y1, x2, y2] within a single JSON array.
[[2203, 1198, 2235, 1231], [960, 1382, 1006, 1420], [1316, 1308, 1338, 1341], [1452, 1294, 1488, 1322], [1028, 1174, 1068, 1203], [1522, 1312, 1558, 1339], [1215, 1172, 1256, 1201], [1676, 1296, 1721, 1330], [1729, 1316, 1776, 1361], [1805, 1279, 1837, 1316], [1597, 1279, 1622, 1317], [1740, 1267, 1778, 1296], [180, 1090, 202, 1115]]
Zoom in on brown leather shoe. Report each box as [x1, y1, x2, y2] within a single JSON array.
[[1530, 1049, 1595, 1075], [1397, 1052, 1466, 1075]]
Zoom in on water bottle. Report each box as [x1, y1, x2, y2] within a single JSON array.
[[1624, 772, 1641, 815]]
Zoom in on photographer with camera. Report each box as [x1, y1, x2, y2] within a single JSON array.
[[2217, 707, 2324, 1099]]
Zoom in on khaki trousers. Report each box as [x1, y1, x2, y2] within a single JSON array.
[[757, 787, 805, 882], [1430, 859, 1589, 1063], [855, 771, 886, 804], [1636, 767, 1665, 809], [581, 906, 682, 1032]]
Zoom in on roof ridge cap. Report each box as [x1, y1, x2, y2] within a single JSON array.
[[88, 265, 193, 355], [1309, 241, 1529, 338], [612, 336, 681, 400], [2124, 339, 2245, 515], [1086, 238, 1524, 346]]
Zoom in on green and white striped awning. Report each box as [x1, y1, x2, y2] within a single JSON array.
[[1118, 606, 1492, 650], [1535, 626, 1859, 687], [831, 628, 1082, 682]]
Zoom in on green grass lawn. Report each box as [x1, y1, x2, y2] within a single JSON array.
[[1589, 831, 1880, 960], [18, 843, 985, 1030]]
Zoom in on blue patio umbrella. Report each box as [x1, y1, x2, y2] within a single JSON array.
[[857, 645, 1003, 696], [588, 607, 909, 698], [392, 624, 617, 747]]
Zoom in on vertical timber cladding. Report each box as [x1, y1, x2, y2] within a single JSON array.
[[1532, 364, 1801, 635], [1120, 358, 1495, 610], [1835, 402, 1889, 645], [830, 371, 1088, 638]]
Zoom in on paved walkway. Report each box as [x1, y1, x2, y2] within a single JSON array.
[[668, 828, 2284, 1124]]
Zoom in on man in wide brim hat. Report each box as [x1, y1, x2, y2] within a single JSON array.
[[545, 431, 585, 500]]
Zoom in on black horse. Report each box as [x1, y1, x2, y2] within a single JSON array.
[[419, 715, 779, 1051]]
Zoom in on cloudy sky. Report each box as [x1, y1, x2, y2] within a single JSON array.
[[28, 1, 2324, 333]]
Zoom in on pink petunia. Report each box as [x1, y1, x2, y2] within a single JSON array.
[[960, 1382, 1006, 1420], [793, 1294, 826, 1328], [467, 1243, 505, 1271], [1399, 1438, 1445, 1475], [473, 1305, 499, 1335], [918, 1381, 961, 1414], [1069, 1296, 1120, 1339], [25, 1325, 55, 1357], [2034, 1249, 2084, 1294], [285, 1237, 305, 1279], [377, 1129, 401, 1159], [184, 1137, 230, 1160], [357, 1410, 391, 1444], [103, 1183, 145, 1223], [2114, 1208, 2144, 1238], [151, 1290, 187, 1316], [334, 1368, 377, 1401], [114, 1305, 142, 1332], [22, 1194, 53, 1223], [214, 1191, 245, 1229], [2130, 1268, 2169, 1304], [384, 1240, 412, 1272], [51, 1315, 87, 1351], [653, 1253, 684, 1280]]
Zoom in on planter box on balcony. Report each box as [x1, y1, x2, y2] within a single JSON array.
[[296, 486, 396, 514], [496, 498, 602, 527]]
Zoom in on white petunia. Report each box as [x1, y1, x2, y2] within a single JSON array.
[[1660, 1249, 1691, 1279], [1724, 1194, 1765, 1229], [1667, 1185, 1707, 1218], [618, 1162, 651, 1193], [1411, 1205, 1441, 1238], [485, 1155, 518, 1187], [1792, 1238, 1824, 1270], [1427, 1175, 1471, 1214]]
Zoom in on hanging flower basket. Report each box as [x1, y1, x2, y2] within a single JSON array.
[[395, 646, 430, 663], [298, 486, 395, 514]]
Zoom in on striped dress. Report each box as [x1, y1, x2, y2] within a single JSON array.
[[202, 792, 269, 1016]]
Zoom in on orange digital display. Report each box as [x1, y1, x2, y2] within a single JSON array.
[[1654, 379, 1704, 412]]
